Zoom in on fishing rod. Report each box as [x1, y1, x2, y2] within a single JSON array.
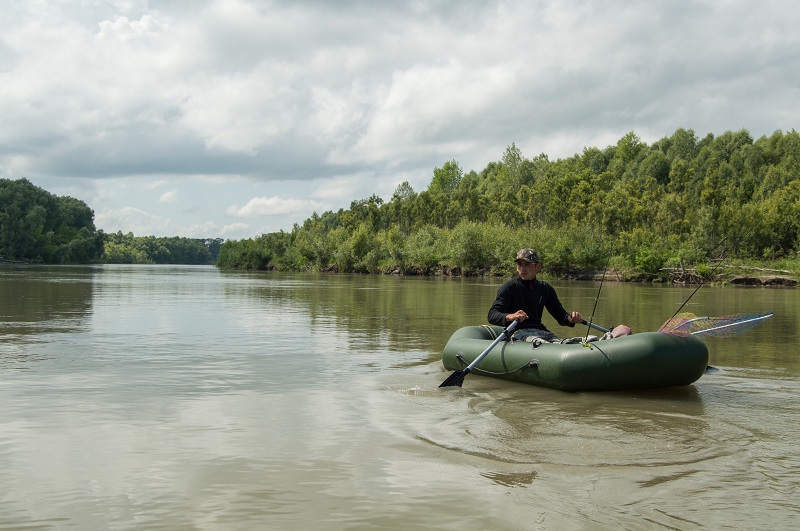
[[583, 256, 609, 343], [663, 220, 774, 340], [667, 236, 729, 322]]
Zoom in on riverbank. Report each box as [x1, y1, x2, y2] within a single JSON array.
[[383, 263, 799, 287]]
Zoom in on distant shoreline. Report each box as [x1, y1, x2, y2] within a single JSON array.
[[4, 259, 797, 287]]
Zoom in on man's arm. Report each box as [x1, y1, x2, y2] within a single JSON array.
[[487, 283, 512, 326]]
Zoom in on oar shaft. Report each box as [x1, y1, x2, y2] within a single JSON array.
[[463, 319, 519, 371]]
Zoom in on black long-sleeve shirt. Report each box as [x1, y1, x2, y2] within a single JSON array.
[[487, 276, 574, 331]]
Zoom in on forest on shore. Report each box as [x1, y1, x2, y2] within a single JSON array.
[[217, 128, 800, 282], [0, 178, 221, 265]]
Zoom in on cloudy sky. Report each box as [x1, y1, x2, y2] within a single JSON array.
[[2, 0, 798, 240]]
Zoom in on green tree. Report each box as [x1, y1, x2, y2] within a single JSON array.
[[0, 178, 103, 263], [429, 160, 463, 197]]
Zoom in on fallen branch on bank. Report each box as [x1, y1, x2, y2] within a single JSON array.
[[727, 265, 792, 274]]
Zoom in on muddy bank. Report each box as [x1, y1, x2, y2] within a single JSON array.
[[580, 270, 797, 287], [383, 265, 798, 287], [727, 275, 798, 286]]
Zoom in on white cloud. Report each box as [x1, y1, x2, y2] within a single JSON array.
[[183, 220, 221, 238], [95, 206, 171, 236], [145, 180, 169, 190], [159, 190, 178, 203], [221, 222, 250, 237], [226, 196, 329, 218], [310, 175, 370, 201], [178, 69, 298, 154]]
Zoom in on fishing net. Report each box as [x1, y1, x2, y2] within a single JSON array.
[[658, 312, 773, 338]]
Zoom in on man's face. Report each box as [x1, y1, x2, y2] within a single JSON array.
[[515, 260, 540, 281]]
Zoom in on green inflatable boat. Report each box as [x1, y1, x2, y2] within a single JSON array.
[[442, 325, 709, 392]]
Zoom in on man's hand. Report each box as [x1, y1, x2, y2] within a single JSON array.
[[507, 310, 527, 323]]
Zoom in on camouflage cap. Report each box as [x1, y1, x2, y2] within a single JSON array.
[[515, 248, 539, 263]]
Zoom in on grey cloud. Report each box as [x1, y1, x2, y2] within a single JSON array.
[[2, 0, 799, 191]]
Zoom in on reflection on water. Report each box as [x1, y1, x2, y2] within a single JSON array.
[[0, 266, 96, 368], [0, 265, 798, 529], [0, 265, 96, 332]]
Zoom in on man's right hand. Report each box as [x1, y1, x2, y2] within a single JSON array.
[[507, 310, 527, 322]]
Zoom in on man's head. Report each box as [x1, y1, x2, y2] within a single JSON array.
[[514, 248, 541, 280]]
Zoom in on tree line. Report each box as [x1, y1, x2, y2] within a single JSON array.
[[217, 128, 800, 279], [0, 178, 221, 265], [4, 128, 798, 277], [104, 232, 222, 265]]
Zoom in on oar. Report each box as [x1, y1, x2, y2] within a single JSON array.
[[439, 319, 520, 388]]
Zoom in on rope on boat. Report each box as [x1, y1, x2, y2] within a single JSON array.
[[454, 353, 538, 376], [481, 324, 500, 340]]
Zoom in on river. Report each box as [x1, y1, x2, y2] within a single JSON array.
[[0, 264, 798, 530]]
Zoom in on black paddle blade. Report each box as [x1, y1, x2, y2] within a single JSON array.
[[439, 369, 468, 388]]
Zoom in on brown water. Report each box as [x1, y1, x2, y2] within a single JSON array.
[[0, 265, 798, 530]]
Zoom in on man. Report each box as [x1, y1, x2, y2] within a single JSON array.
[[488, 248, 583, 343]]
